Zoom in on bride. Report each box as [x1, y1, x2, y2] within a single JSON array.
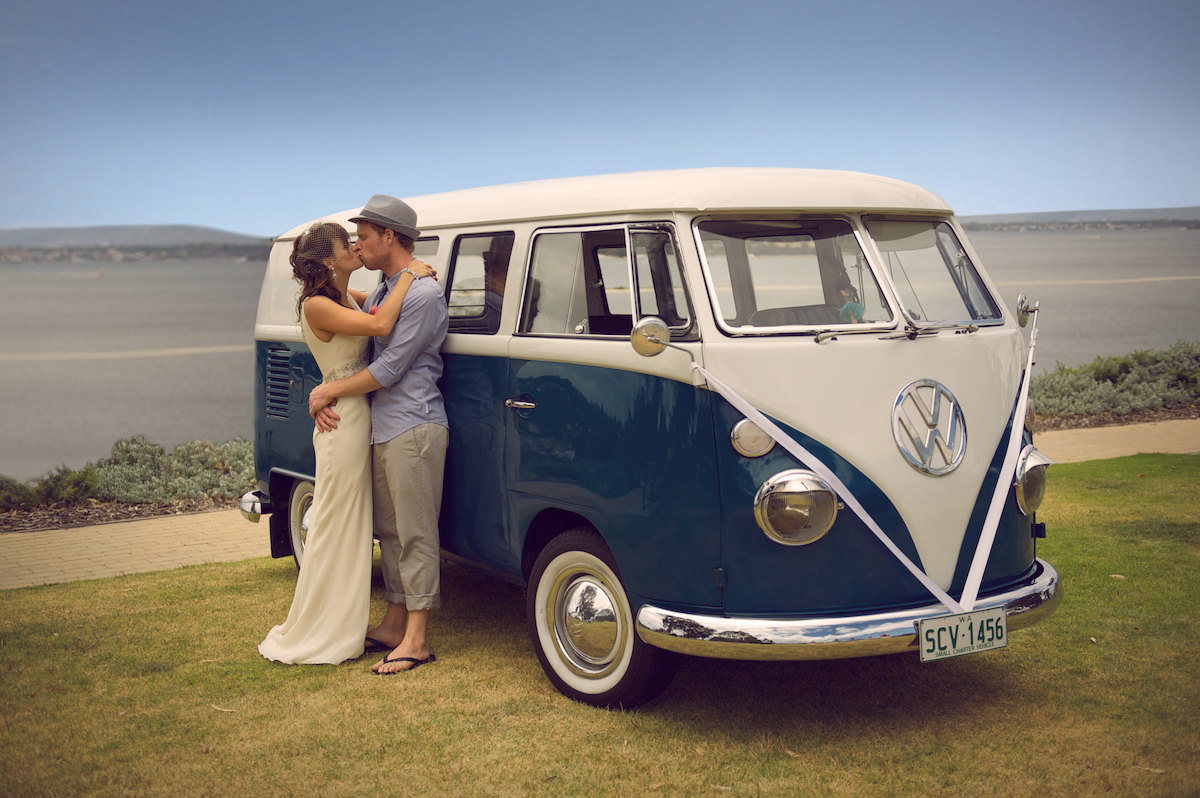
[[259, 221, 433, 664]]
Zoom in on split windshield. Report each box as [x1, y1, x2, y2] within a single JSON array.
[[697, 218, 1002, 332], [866, 219, 1001, 325], [697, 219, 891, 330]]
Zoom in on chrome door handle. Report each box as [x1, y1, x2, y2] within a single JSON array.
[[505, 399, 536, 410]]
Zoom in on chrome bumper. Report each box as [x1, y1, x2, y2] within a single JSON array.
[[636, 558, 1061, 661], [239, 490, 272, 523]]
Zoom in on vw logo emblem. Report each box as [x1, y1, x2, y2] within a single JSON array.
[[892, 379, 967, 475]]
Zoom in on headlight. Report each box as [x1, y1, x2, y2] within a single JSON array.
[[1014, 445, 1053, 516], [1024, 397, 1036, 433], [753, 470, 842, 546]]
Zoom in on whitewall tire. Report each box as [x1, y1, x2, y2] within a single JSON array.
[[527, 527, 680, 708], [287, 479, 314, 570]]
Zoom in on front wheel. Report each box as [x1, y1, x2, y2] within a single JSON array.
[[527, 527, 680, 709], [287, 480, 314, 570]]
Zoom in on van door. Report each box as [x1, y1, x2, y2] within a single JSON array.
[[439, 232, 518, 573], [505, 224, 722, 609]]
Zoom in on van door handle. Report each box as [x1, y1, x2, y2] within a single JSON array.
[[505, 399, 536, 410]]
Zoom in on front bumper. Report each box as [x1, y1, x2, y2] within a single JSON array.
[[239, 490, 272, 523], [636, 558, 1061, 661]]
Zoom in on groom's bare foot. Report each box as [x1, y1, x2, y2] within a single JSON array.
[[372, 644, 433, 674], [364, 624, 403, 651]]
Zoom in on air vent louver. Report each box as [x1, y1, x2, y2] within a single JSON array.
[[265, 346, 291, 420]]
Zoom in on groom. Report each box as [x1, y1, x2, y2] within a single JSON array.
[[308, 194, 449, 674]]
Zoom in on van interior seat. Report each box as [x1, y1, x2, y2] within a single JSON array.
[[749, 304, 843, 326]]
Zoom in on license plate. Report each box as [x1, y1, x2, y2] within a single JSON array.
[[918, 607, 1007, 662]]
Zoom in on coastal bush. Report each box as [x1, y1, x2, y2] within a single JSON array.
[[35, 464, 100, 505], [1031, 339, 1200, 417], [0, 475, 38, 511], [92, 436, 254, 504], [2, 437, 255, 510]]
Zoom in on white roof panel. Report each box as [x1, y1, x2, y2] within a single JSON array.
[[277, 168, 952, 239]]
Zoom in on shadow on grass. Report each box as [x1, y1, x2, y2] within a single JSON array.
[[434, 557, 1039, 732]]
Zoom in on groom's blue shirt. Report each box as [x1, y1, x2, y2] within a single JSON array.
[[365, 273, 449, 444]]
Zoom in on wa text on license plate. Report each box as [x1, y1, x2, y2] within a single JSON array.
[[918, 607, 1007, 662]]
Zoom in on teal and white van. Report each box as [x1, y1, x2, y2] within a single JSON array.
[[241, 168, 1060, 707]]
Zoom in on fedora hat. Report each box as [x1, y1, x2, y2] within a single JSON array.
[[348, 194, 421, 240]]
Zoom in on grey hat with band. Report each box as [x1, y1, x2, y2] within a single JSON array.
[[348, 194, 421, 240]]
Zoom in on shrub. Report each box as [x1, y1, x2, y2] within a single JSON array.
[[0, 475, 38, 511], [0, 437, 255, 510], [1032, 339, 1200, 417], [92, 435, 168, 503], [34, 465, 100, 506], [105, 435, 167, 467], [92, 437, 254, 505]]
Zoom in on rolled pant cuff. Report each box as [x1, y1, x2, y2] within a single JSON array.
[[385, 591, 442, 611]]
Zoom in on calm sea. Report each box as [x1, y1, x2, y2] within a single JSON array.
[[972, 228, 1200, 373], [1, 228, 1198, 479], [0, 259, 263, 480]]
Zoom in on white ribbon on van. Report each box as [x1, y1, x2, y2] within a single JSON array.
[[691, 363, 965, 616], [959, 315, 1040, 611]]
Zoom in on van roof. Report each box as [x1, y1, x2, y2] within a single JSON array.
[[278, 167, 952, 239]]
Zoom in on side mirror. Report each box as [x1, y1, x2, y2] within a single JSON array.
[[631, 316, 670, 357], [1016, 293, 1039, 328]]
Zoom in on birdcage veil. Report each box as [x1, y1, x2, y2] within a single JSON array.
[[291, 221, 352, 318], [292, 222, 351, 277]]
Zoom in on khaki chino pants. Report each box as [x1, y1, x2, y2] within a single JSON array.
[[371, 422, 449, 611]]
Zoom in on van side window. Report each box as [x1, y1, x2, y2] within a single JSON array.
[[521, 228, 629, 336], [414, 238, 440, 261], [520, 226, 691, 337], [632, 229, 691, 330], [445, 233, 513, 334]]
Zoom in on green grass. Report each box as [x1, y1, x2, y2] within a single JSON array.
[[2, 455, 1198, 797]]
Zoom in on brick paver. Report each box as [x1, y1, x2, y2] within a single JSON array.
[[0, 509, 267, 590], [1, 420, 1197, 591], [1034, 418, 1200, 464]]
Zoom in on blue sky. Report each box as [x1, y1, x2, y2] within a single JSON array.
[[1, 0, 1197, 237]]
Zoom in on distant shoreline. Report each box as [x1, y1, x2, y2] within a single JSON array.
[[962, 220, 1200, 232], [0, 243, 270, 263]]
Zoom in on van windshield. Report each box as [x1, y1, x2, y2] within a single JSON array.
[[697, 219, 893, 330], [865, 219, 1001, 325]]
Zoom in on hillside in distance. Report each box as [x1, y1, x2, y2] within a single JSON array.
[[0, 225, 271, 263], [0, 224, 267, 249]]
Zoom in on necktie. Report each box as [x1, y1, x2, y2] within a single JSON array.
[[369, 278, 389, 362]]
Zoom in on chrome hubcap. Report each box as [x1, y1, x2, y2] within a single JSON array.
[[551, 571, 623, 676]]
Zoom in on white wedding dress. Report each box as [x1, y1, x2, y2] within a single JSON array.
[[258, 310, 373, 664]]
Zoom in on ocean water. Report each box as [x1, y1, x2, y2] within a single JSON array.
[[970, 229, 1200, 372], [1, 229, 1198, 480], [0, 259, 263, 479]]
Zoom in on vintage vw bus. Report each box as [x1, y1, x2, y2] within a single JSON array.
[[241, 168, 1060, 707]]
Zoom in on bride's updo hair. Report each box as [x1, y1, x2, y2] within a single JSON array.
[[291, 222, 351, 318]]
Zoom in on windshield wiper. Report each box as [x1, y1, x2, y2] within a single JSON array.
[[812, 325, 896, 343], [881, 320, 978, 340]]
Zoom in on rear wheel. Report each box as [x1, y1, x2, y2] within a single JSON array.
[[287, 480, 314, 570], [527, 527, 680, 708]]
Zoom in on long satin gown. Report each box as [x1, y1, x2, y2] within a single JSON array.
[[258, 310, 373, 664]]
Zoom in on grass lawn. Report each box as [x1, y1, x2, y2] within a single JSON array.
[[1, 454, 1197, 797]]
